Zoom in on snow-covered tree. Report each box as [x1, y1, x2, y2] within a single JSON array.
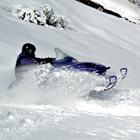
[[12, 5, 70, 29]]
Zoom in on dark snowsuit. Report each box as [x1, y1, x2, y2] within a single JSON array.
[[15, 53, 54, 78]]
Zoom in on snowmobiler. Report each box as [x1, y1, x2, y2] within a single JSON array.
[[13, 47, 127, 92], [15, 43, 55, 78]]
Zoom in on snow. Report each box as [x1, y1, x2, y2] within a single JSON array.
[[0, 0, 140, 139], [91, 0, 140, 23]]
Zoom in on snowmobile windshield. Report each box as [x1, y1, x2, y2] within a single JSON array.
[[55, 48, 77, 62]]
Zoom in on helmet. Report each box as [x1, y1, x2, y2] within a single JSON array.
[[22, 43, 36, 57]]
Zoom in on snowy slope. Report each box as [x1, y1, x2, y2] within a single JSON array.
[[91, 0, 140, 23], [0, 0, 140, 140]]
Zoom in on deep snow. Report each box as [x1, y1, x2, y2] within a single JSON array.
[[0, 0, 140, 140]]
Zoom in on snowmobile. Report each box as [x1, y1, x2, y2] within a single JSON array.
[[52, 48, 128, 93]]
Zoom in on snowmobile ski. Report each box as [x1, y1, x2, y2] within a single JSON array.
[[94, 75, 117, 93], [92, 68, 128, 93], [120, 68, 128, 79]]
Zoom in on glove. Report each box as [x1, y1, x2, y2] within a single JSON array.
[[44, 57, 55, 64]]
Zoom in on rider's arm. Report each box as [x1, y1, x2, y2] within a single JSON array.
[[35, 57, 55, 64]]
